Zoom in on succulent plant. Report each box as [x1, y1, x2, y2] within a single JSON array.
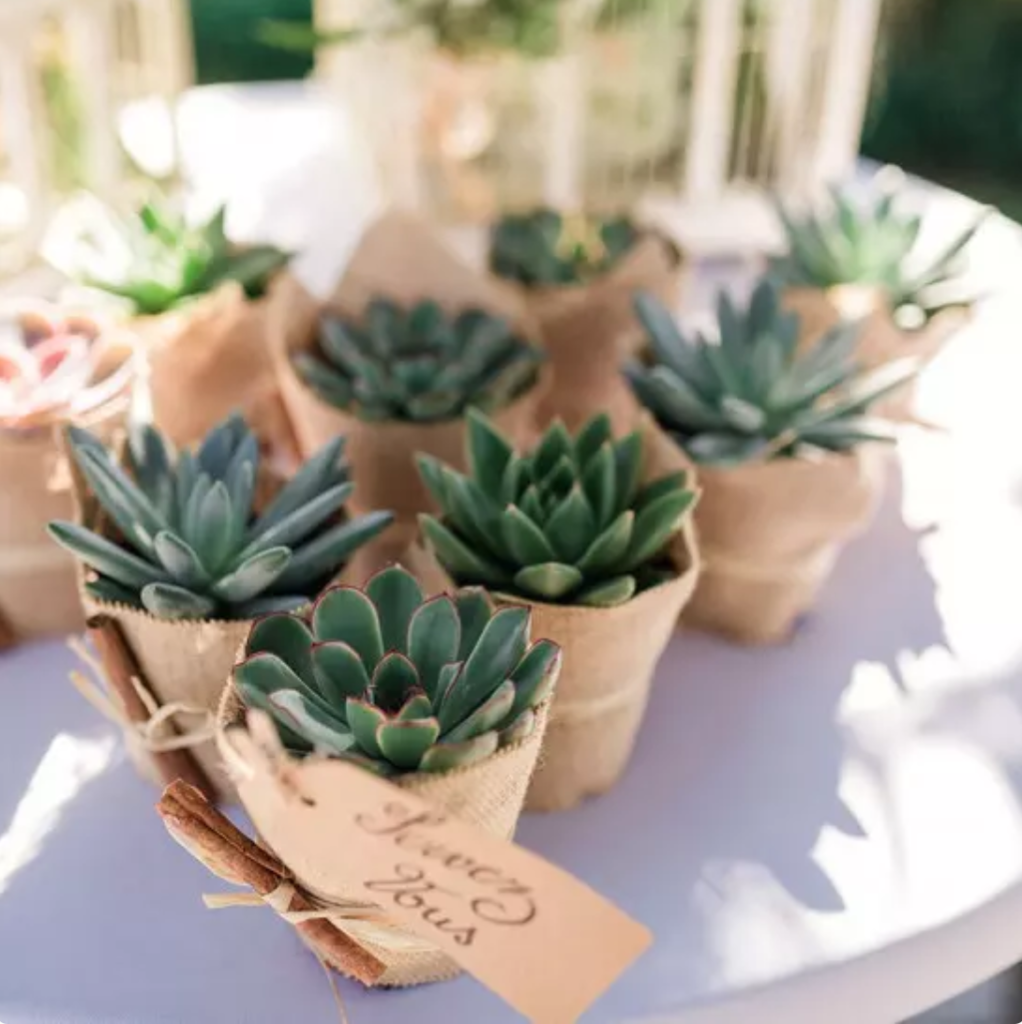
[[0, 306, 131, 429], [293, 298, 543, 424], [626, 280, 919, 467], [417, 410, 697, 608], [770, 169, 989, 327], [233, 565, 561, 775], [75, 200, 291, 316], [489, 209, 641, 287], [48, 414, 394, 620]]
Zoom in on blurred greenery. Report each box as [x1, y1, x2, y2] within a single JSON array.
[[189, 0, 312, 84], [863, 0, 1022, 220]]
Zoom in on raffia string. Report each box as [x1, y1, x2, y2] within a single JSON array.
[[67, 636, 215, 753]]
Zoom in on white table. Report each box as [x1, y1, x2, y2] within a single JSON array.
[[4, 83, 1022, 1024]]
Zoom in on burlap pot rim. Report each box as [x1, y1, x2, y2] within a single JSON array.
[[216, 673, 552, 790]]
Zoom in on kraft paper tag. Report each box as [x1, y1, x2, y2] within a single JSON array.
[[230, 725, 652, 1023]]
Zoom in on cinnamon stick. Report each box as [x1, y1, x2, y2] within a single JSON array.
[[0, 608, 16, 651], [158, 781, 387, 985], [87, 615, 216, 800]]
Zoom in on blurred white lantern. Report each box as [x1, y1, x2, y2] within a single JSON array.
[[315, 0, 882, 252]]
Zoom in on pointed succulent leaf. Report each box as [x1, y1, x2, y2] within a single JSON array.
[[544, 486, 597, 563], [153, 531, 210, 589], [419, 515, 510, 586], [47, 521, 168, 590], [466, 408, 514, 497], [237, 482, 354, 559], [575, 510, 635, 575], [407, 595, 461, 702], [397, 693, 434, 721], [575, 575, 637, 607], [439, 606, 529, 733], [371, 651, 420, 713], [84, 575, 144, 608], [512, 563, 583, 600], [345, 698, 387, 758], [252, 435, 347, 535], [499, 708, 535, 747], [140, 582, 217, 620], [501, 505, 557, 565], [580, 442, 616, 528], [453, 588, 493, 661], [621, 488, 696, 571], [574, 413, 613, 465], [509, 638, 561, 717], [268, 690, 356, 755], [212, 546, 291, 603], [442, 679, 516, 744], [611, 430, 643, 514]]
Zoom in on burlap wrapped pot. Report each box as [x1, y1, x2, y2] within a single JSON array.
[[494, 229, 686, 435], [405, 514, 700, 813], [137, 276, 299, 459], [216, 679, 549, 987], [782, 284, 970, 421], [0, 346, 134, 646], [274, 212, 544, 550], [642, 416, 888, 645]]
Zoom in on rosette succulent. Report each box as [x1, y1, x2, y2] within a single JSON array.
[[0, 306, 131, 428], [75, 200, 291, 316], [417, 410, 697, 608], [234, 565, 561, 775], [626, 280, 918, 467], [293, 298, 543, 423], [771, 169, 989, 326], [48, 414, 394, 620], [490, 209, 641, 287]]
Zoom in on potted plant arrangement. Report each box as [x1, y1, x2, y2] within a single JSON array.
[[276, 212, 545, 554], [0, 303, 135, 645], [61, 198, 295, 451], [414, 408, 699, 811], [48, 412, 394, 797], [772, 167, 989, 417], [489, 208, 685, 434], [625, 279, 917, 644], [159, 564, 559, 985]]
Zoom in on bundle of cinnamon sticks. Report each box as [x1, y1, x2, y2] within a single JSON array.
[[157, 780, 387, 986]]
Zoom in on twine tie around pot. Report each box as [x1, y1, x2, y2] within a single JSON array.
[[68, 636, 216, 754]]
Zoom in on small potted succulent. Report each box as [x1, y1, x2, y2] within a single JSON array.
[[276, 212, 545, 551], [0, 303, 134, 644], [414, 408, 699, 811], [489, 207, 685, 433], [625, 279, 917, 644], [48, 412, 394, 795], [207, 564, 559, 985], [61, 198, 294, 450], [771, 167, 989, 416]]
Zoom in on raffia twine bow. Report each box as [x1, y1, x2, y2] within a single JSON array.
[[67, 635, 215, 754]]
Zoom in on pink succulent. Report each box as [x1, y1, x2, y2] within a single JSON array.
[[0, 307, 133, 429]]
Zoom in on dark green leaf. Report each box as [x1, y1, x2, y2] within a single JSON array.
[[312, 587, 383, 671]]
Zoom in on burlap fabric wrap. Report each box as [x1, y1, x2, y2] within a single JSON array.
[[495, 231, 685, 436], [0, 367, 132, 645], [138, 276, 299, 457], [782, 284, 970, 421], [216, 680, 549, 987], [274, 212, 544, 549], [642, 417, 887, 644], [405, 503, 700, 813]]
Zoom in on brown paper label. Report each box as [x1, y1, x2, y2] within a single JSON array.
[[231, 728, 651, 1023]]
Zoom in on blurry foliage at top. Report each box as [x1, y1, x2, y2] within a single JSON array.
[[259, 0, 669, 61], [864, 0, 1022, 216]]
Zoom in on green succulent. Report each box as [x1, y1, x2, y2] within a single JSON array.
[[626, 280, 919, 467], [79, 200, 291, 316], [48, 414, 394, 620], [489, 209, 642, 287], [293, 298, 543, 424], [417, 410, 697, 608], [234, 565, 561, 775], [771, 169, 990, 327]]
